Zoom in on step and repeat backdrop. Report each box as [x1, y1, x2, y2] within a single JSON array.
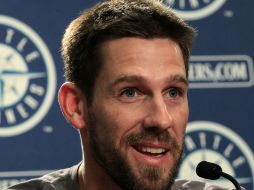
[[0, 0, 253, 189]]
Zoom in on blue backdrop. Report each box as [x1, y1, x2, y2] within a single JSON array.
[[0, 0, 253, 189]]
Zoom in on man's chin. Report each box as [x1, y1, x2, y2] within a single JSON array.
[[127, 163, 176, 190], [130, 176, 173, 190]]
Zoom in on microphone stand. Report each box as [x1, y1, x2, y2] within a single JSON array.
[[219, 171, 242, 190]]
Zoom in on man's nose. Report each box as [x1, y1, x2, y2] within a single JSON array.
[[143, 96, 173, 131]]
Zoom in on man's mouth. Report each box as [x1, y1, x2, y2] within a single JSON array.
[[133, 145, 169, 156]]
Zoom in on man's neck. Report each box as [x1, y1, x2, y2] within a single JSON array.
[[78, 160, 122, 190]]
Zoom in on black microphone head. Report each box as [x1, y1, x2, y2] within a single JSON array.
[[196, 161, 222, 180]]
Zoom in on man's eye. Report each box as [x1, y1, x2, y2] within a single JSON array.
[[167, 88, 181, 98], [121, 88, 137, 97]]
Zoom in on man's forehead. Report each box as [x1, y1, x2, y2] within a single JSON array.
[[95, 37, 186, 84], [100, 37, 182, 57], [99, 37, 185, 66]]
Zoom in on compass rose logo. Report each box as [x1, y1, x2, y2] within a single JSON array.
[[163, 0, 227, 20], [178, 121, 254, 189], [0, 15, 56, 137]]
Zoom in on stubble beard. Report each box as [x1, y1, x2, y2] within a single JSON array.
[[87, 111, 183, 190]]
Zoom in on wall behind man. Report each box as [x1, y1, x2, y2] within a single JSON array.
[[0, 0, 253, 189]]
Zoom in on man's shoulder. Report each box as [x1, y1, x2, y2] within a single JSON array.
[[172, 179, 245, 190], [4, 164, 80, 190]]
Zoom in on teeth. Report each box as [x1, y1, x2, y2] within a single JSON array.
[[140, 147, 166, 154]]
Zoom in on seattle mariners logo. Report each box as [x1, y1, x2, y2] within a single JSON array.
[[163, 0, 227, 20], [0, 15, 56, 137], [177, 121, 254, 189]]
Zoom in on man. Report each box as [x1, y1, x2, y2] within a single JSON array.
[[6, 0, 243, 190]]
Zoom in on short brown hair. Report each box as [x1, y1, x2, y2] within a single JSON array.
[[61, 0, 196, 103]]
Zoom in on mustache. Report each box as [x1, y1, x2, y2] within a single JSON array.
[[125, 130, 178, 148]]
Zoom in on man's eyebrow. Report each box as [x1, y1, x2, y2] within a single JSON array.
[[168, 75, 189, 86], [108, 74, 188, 90], [108, 75, 145, 90]]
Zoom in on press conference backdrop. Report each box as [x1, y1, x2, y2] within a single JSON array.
[[0, 0, 253, 189]]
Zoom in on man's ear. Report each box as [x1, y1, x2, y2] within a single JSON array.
[[58, 82, 87, 129]]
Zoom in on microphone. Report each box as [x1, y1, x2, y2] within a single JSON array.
[[196, 161, 242, 190]]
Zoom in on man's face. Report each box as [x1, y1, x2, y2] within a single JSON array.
[[87, 37, 189, 190]]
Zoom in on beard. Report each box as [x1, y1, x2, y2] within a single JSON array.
[[87, 111, 183, 190]]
